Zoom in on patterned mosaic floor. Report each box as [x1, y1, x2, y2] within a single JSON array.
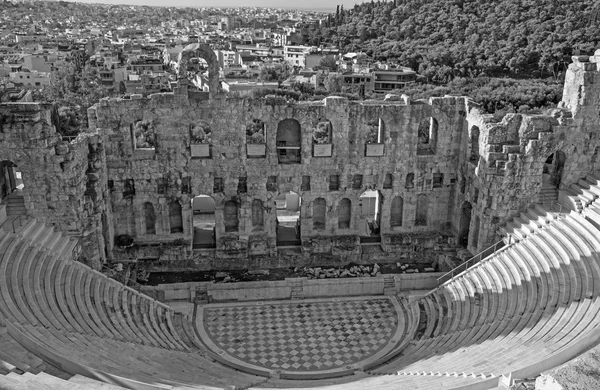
[[199, 297, 399, 372]]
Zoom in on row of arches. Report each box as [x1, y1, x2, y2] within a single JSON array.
[[196, 116, 441, 161], [144, 201, 183, 235], [141, 192, 433, 248]]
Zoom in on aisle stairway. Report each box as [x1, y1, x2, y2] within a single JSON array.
[[5, 191, 25, 217]]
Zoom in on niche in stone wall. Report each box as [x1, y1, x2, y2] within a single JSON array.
[[266, 176, 277, 192], [470, 126, 480, 164], [313, 120, 333, 157], [224, 200, 239, 233], [415, 194, 429, 226], [144, 202, 156, 234], [246, 119, 266, 158], [124, 179, 135, 199], [338, 198, 351, 229], [313, 197, 326, 231], [383, 173, 393, 189], [301, 176, 311, 191], [365, 118, 384, 156], [405, 173, 414, 189], [329, 174, 340, 191], [237, 176, 247, 193], [433, 173, 444, 188], [252, 199, 264, 230], [277, 119, 302, 164], [131, 120, 156, 151], [190, 120, 212, 158], [417, 117, 438, 155], [169, 201, 183, 233], [352, 175, 363, 190], [390, 196, 403, 227]]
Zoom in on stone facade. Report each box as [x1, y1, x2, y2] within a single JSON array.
[[2, 50, 600, 271]]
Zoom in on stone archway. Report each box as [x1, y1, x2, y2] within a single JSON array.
[[359, 190, 382, 243], [275, 191, 301, 246], [177, 43, 220, 95], [192, 195, 216, 248], [542, 150, 566, 200]]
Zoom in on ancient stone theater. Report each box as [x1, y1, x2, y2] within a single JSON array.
[[1, 46, 600, 389]]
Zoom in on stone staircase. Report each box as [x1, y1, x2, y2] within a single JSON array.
[[560, 173, 600, 213], [5, 191, 25, 217]]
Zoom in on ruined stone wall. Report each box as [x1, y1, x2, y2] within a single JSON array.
[[93, 93, 468, 269], [0, 103, 108, 268], [6, 54, 600, 272], [459, 54, 600, 253]]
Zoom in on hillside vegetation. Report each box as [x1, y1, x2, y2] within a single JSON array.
[[318, 0, 600, 82]]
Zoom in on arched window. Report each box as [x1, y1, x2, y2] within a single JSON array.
[[277, 119, 302, 164], [169, 201, 183, 233], [224, 200, 239, 232], [390, 196, 403, 227], [417, 117, 438, 155], [470, 126, 480, 163], [415, 194, 429, 226], [338, 198, 351, 229], [313, 198, 326, 231], [252, 199, 264, 230], [144, 202, 156, 234]]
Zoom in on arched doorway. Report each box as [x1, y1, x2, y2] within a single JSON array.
[[276, 119, 302, 164], [458, 201, 472, 247], [542, 150, 566, 200], [359, 190, 381, 243], [192, 195, 216, 248], [275, 191, 301, 246], [0, 160, 25, 217]]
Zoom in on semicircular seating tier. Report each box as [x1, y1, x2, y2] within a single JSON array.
[[2, 184, 600, 389]]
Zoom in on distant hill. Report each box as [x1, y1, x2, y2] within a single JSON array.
[[319, 0, 600, 81]]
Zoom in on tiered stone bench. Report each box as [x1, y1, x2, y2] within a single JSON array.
[[369, 208, 600, 384], [1, 201, 600, 389], [0, 219, 266, 389]]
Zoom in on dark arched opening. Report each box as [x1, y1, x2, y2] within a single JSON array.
[[458, 201, 472, 247], [390, 196, 403, 227], [313, 197, 326, 231], [192, 195, 216, 248], [144, 202, 156, 234], [277, 119, 302, 164], [542, 150, 566, 198], [224, 200, 239, 233], [359, 190, 381, 243], [276, 191, 301, 246], [338, 198, 351, 230], [169, 201, 183, 233]]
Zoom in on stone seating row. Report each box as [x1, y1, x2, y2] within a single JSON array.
[[0, 231, 191, 351], [0, 371, 128, 390], [0, 225, 268, 389], [370, 210, 600, 383]]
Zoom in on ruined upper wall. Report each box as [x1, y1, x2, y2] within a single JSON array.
[[90, 93, 471, 265]]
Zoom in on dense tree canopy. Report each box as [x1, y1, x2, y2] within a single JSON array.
[[318, 0, 600, 81]]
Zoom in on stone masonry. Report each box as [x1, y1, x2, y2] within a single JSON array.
[[1, 47, 599, 271]]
